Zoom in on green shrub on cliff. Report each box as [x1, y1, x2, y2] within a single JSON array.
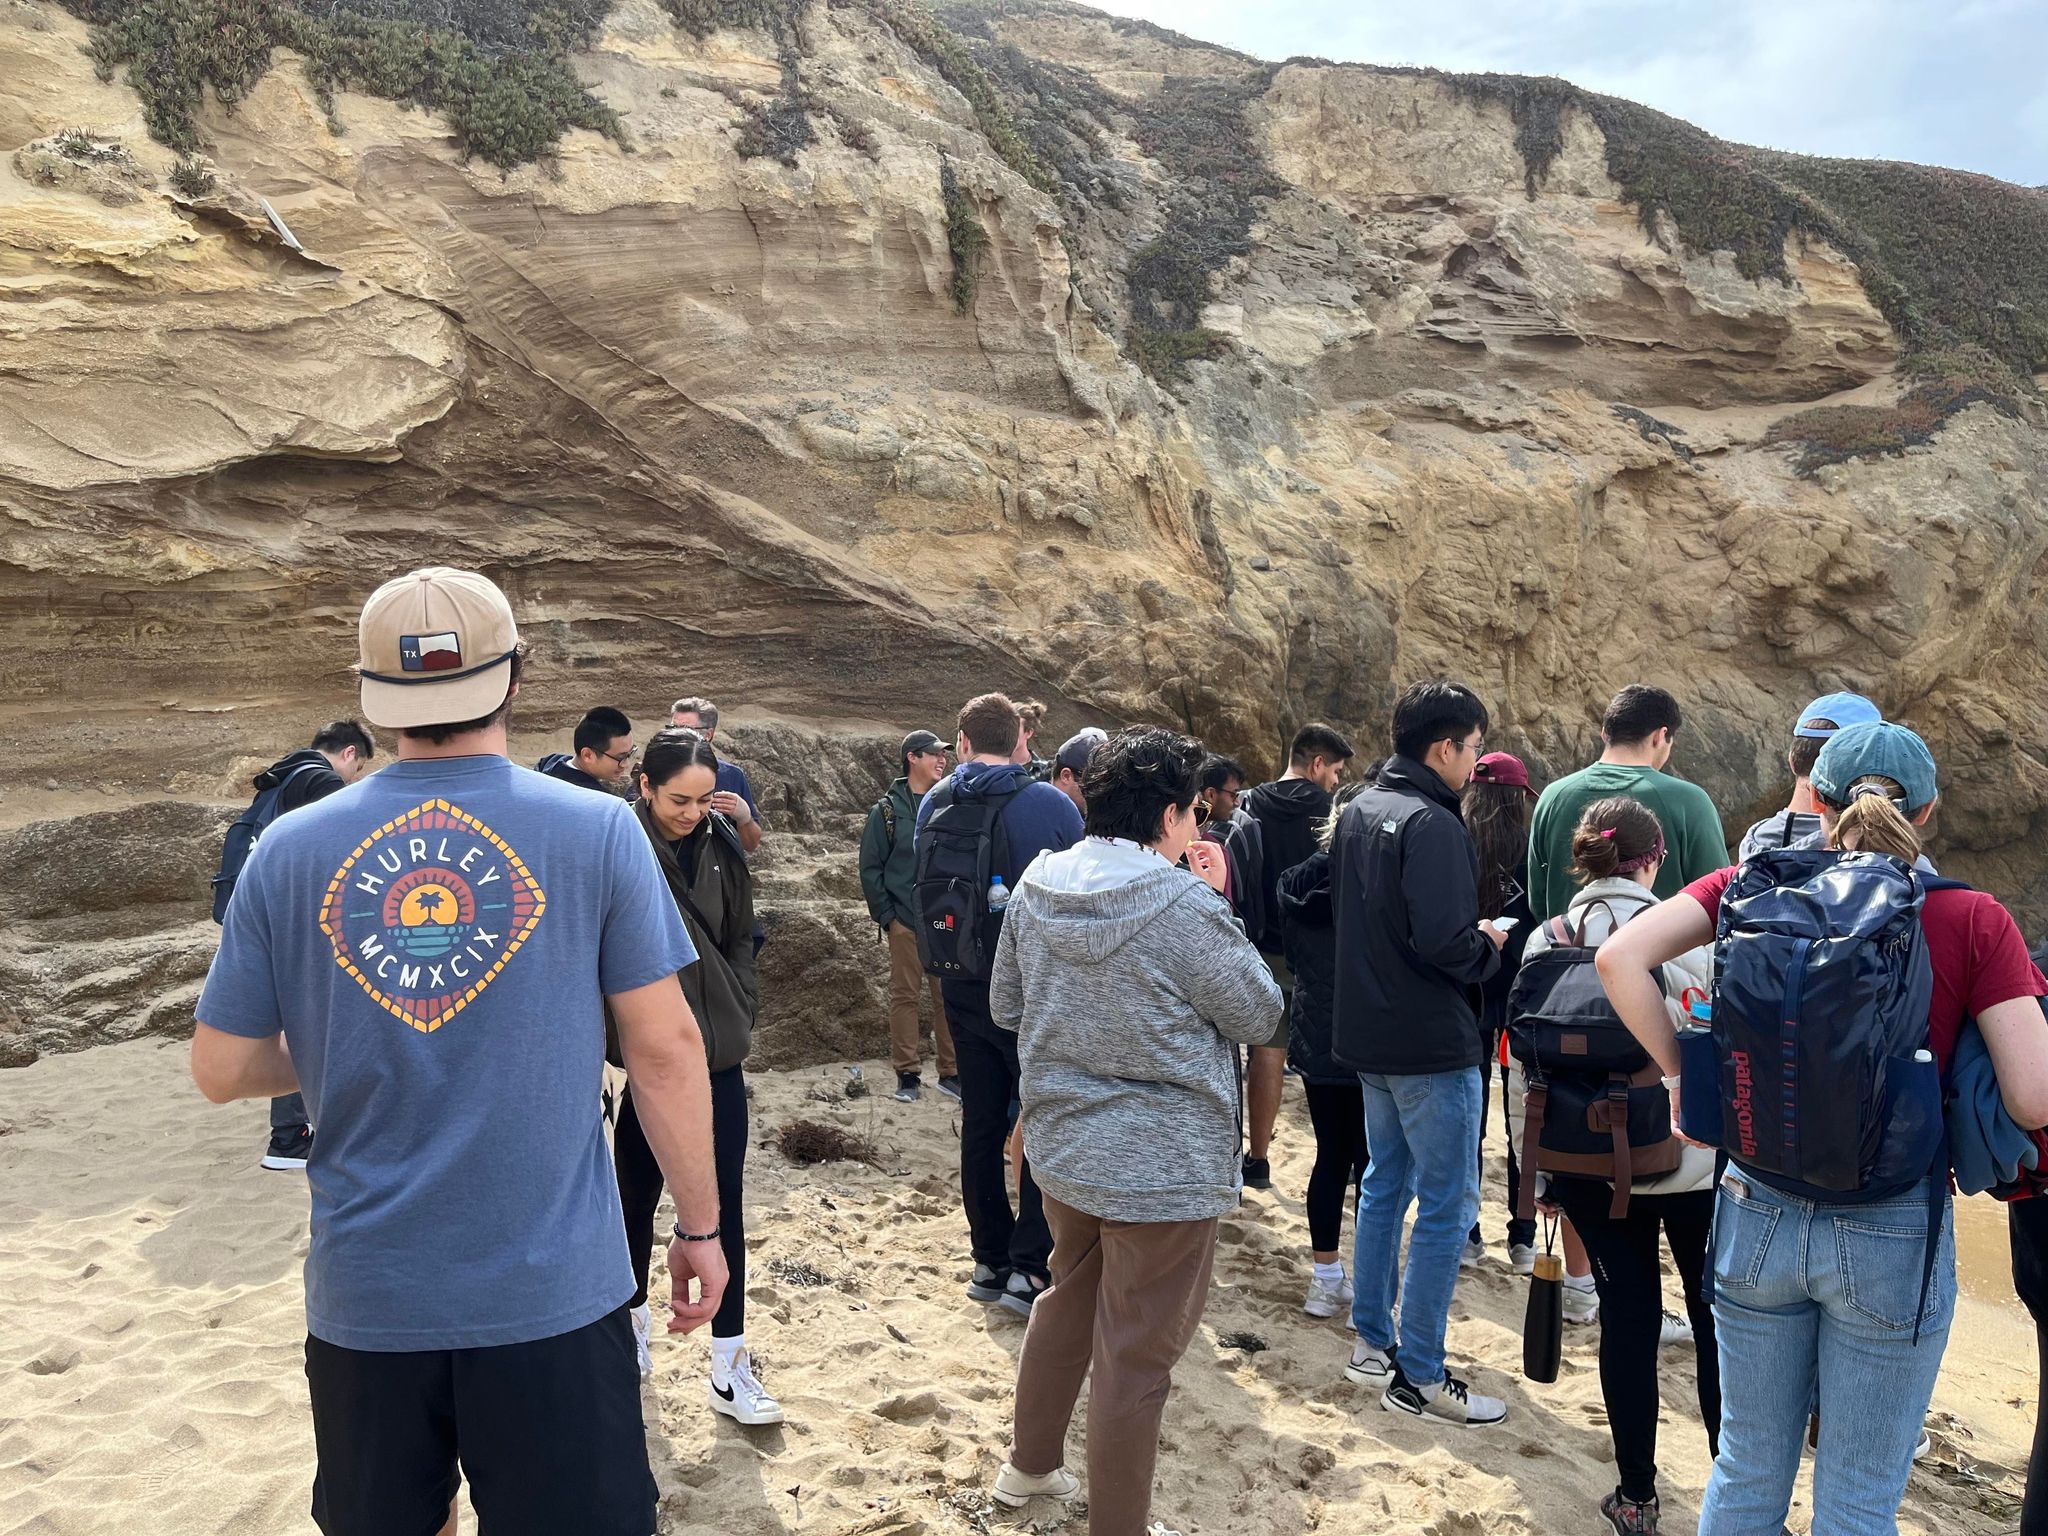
[[61, 0, 624, 168]]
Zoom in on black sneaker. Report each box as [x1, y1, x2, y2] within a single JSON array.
[[1241, 1155, 1272, 1191], [967, 1263, 1010, 1303], [894, 1072, 921, 1103], [935, 1075, 963, 1102], [262, 1124, 313, 1170], [999, 1271, 1048, 1318]]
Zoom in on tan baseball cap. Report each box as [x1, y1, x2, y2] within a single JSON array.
[[357, 567, 520, 730]]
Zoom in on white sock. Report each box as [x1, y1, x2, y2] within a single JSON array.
[[1563, 1271, 1597, 1293], [1313, 1261, 1345, 1288], [710, 1333, 745, 1384]]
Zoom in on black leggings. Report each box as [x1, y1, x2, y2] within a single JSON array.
[[1551, 1180, 1720, 1505], [2013, 1196, 2048, 1535], [615, 1064, 747, 1339], [1302, 1080, 1368, 1253]]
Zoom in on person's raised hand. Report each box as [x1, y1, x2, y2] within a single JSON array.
[[709, 791, 753, 826], [1187, 840, 1229, 894], [666, 1235, 729, 1335], [1480, 921, 1508, 949]]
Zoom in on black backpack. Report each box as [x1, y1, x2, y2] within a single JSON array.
[[914, 777, 1020, 981], [1508, 900, 1680, 1219], [211, 762, 326, 922]]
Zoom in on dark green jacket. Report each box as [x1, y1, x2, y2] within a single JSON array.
[[858, 776, 922, 929], [634, 799, 758, 1073]]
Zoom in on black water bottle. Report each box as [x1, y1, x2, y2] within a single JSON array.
[[1524, 1251, 1564, 1384]]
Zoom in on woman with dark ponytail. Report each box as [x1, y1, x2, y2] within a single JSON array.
[[617, 729, 782, 1425], [1512, 795, 1718, 1535]]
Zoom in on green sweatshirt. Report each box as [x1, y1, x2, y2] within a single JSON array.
[[1526, 761, 1729, 919]]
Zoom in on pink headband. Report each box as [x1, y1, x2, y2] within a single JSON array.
[[1605, 828, 1665, 874]]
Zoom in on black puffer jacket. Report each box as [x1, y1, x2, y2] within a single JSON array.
[[1277, 851, 1347, 1085]]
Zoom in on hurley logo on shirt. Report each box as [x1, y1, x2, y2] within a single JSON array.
[[319, 799, 547, 1032]]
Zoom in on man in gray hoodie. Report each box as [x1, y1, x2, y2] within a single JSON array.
[[986, 728, 1281, 1535]]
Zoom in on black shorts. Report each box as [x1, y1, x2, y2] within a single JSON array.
[[304, 1306, 655, 1536]]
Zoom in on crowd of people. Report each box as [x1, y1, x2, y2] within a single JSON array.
[[192, 563, 2048, 1536]]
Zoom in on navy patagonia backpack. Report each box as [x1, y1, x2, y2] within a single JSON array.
[[914, 777, 1020, 981], [210, 762, 326, 923], [1708, 848, 1946, 1201]]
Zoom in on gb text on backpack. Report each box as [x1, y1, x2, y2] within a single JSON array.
[[211, 760, 328, 922], [914, 775, 1020, 981], [1509, 899, 1680, 1219]]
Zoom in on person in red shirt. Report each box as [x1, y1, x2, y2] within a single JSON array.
[[1597, 722, 2048, 1536]]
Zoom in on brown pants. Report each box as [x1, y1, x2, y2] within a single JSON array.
[[887, 920, 956, 1077], [1010, 1195, 1219, 1536]]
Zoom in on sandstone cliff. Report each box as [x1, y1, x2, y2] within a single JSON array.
[[5, 0, 2048, 1064]]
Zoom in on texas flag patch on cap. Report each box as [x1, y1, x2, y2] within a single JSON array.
[[400, 632, 463, 672]]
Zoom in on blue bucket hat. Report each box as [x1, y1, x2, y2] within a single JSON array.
[[1810, 721, 1938, 813], [1793, 691, 1883, 740]]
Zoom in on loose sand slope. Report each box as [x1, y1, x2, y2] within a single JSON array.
[[0, 1039, 2034, 1534]]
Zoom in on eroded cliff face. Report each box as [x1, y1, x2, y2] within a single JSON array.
[[5, 0, 2048, 1064]]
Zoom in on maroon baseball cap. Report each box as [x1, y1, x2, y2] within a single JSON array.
[[1472, 752, 1536, 797]]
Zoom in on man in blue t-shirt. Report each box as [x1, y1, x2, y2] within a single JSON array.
[[192, 567, 723, 1536], [914, 692, 1083, 1317], [669, 695, 763, 854]]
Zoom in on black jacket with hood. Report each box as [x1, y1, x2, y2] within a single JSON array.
[[536, 752, 610, 794], [1276, 850, 1349, 1085], [1330, 755, 1500, 1075], [1243, 776, 1332, 951], [255, 748, 345, 812], [631, 800, 759, 1073]]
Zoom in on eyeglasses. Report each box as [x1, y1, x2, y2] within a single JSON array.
[[601, 745, 638, 766]]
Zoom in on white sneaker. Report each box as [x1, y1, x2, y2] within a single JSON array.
[[710, 1351, 785, 1426], [992, 1462, 1081, 1506], [1382, 1369, 1507, 1427], [629, 1303, 652, 1379], [1304, 1273, 1354, 1318], [1562, 1281, 1600, 1326], [1460, 1238, 1485, 1268], [1914, 1427, 1933, 1462], [1659, 1309, 1694, 1348], [1508, 1243, 1536, 1276], [1345, 1339, 1394, 1384]]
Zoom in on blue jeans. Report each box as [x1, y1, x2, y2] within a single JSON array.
[[1700, 1170, 1956, 1536], [1350, 1067, 1482, 1388]]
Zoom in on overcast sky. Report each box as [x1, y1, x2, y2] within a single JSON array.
[[1090, 0, 2048, 187]]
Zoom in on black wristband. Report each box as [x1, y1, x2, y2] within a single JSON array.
[[673, 1224, 720, 1244]]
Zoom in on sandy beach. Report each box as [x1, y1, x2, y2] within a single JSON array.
[[1, 1038, 2035, 1535]]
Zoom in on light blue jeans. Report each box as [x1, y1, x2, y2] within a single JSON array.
[[1700, 1170, 1956, 1536], [1350, 1067, 1483, 1388]]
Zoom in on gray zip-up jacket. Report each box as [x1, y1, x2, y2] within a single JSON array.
[[990, 838, 1284, 1223]]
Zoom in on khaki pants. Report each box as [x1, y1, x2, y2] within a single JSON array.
[[1009, 1195, 1219, 1536], [887, 920, 956, 1077]]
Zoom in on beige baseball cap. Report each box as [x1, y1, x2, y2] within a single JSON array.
[[357, 567, 520, 730]]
